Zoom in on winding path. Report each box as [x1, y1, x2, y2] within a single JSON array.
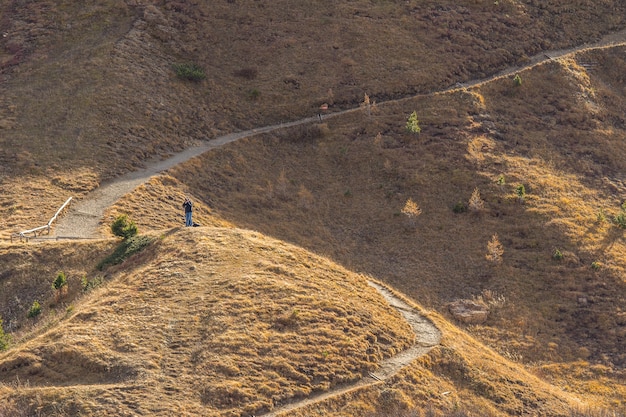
[[261, 281, 441, 417], [53, 27, 626, 239], [47, 27, 626, 415]]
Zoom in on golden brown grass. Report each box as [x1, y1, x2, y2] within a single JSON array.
[[2, 1, 626, 415], [2, 0, 626, 238], [100, 174, 234, 237], [0, 238, 116, 339], [105, 47, 626, 412], [0, 228, 416, 416]]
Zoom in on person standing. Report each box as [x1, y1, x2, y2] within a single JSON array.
[[183, 197, 193, 227]]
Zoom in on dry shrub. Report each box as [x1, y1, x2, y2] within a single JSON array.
[[275, 169, 290, 200], [401, 198, 422, 229], [485, 234, 503, 264], [475, 289, 506, 309], [468, 187, 484, 212]]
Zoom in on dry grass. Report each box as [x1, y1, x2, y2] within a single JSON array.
[[2, 0, 626, 237], [0, 228, 416, 416], [0, 239, 116, 338], [2, 1, 626, 415], [107, 48, 626, 411], [99, 174, 234, 237]]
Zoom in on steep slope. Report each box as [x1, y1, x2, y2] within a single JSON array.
[[0, 228, 419, 416], [0, 228, 605, 417], [2, 0, 626, 236], [105, 46, 626, 410], [139, 48, 626, 364]]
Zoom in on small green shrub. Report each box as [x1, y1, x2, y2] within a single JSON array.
[[516, 184, 526, 202], [597, 209, 606, 223], [453, 201, 467, 213], [614, 213, 626, 228], [28, 301, 42, 318], [591, 261, 601, 271], [97, 235, 155, 270], [513, 74, 522, 86], [52, 271, 67, 291], [111, 214, 138, 239], [0, 315, 11, 351], [496, 174, 506, 186], [248, 88, 261, 100], [553, 249, 564, 261], [406, 111, 421, 134], [613, 202, 626, 229], [173, 62, 206, 82], [81, 275, 104, 291]]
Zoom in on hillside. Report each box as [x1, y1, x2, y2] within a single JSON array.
[[113, 47, 626, 366], [1, 0, 626, 416], [0, 228, 419, 416], [2, 0, 626, 234], [1, 228, 614, 417]]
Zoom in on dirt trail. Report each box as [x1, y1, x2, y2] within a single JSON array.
[[45, 29, 626, 416], [259, 281, 441, 417], [53, 27, 626, 239]]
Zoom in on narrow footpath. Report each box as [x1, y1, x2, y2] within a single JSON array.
[[260, 281, 441, 417], [53, 27, 626, 239]]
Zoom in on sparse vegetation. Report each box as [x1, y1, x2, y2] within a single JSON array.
[[52, 270, 68, 302], [485, 234, 504, 264], [97, 235, 155, 270], [613, 202, 626, 229], [513, 73, 522, 86], [0, 315, 10, 351], [248, 88, 261, 100], [81, 275, 104, 292], [111, 214, 138, 240], [406, 111, 421, 134], [173, 62, 206, 82], [27, 300, 42, 318], [3, 0, 626, 415], [401, 198, 422, 228], [516, 184, 526, 203], [361, 93, 372, 116], [468, 187, 484, 212], [52, 271, 67, 291], [553, 248, 564, 260], [453, 201, 467, 213]]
